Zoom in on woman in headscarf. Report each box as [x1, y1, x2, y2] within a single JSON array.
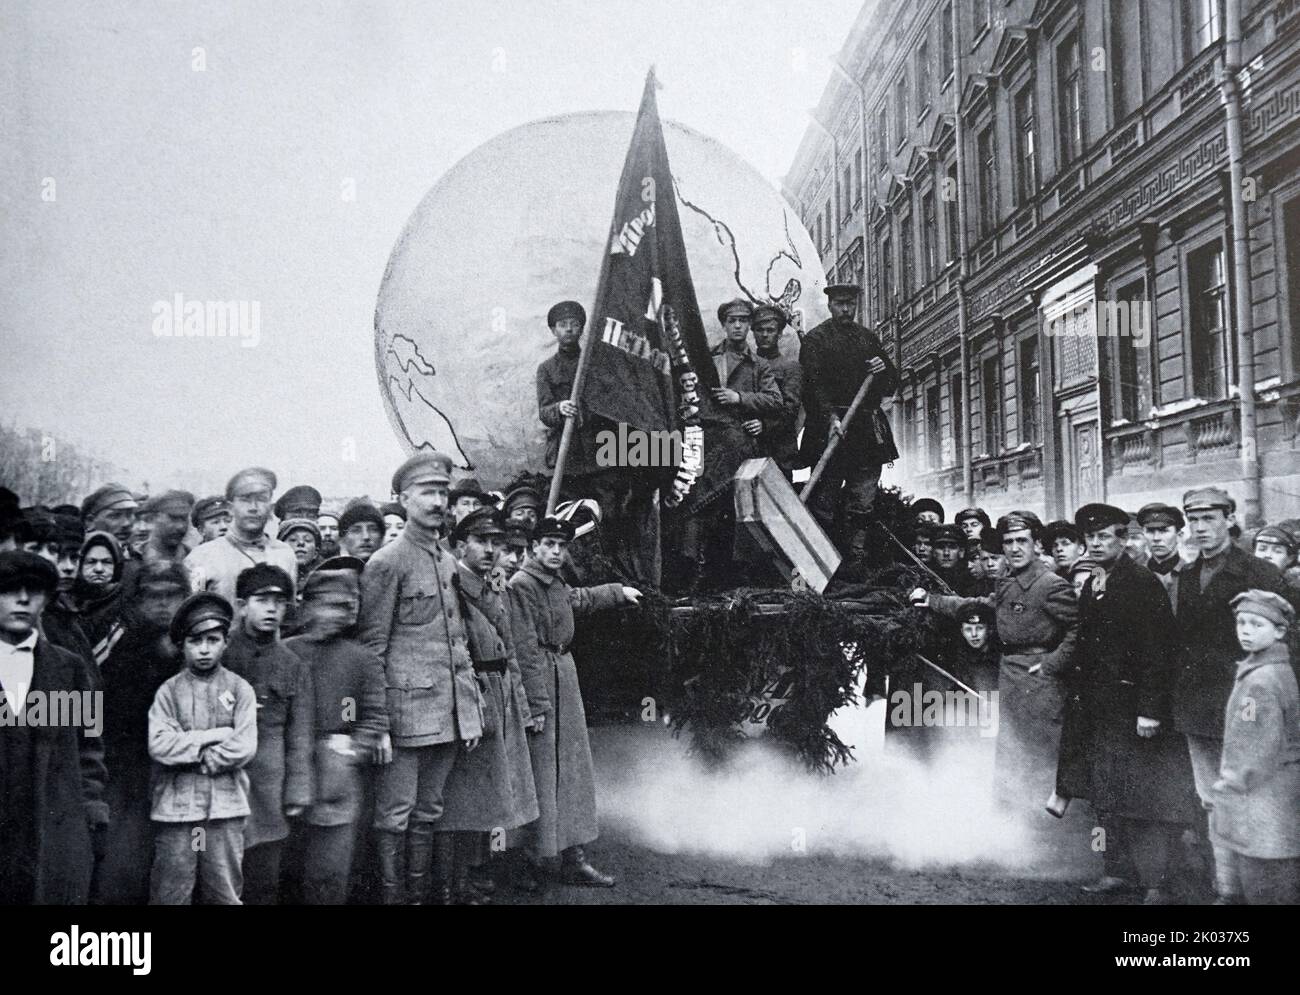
[[73, 530, 127, 665]]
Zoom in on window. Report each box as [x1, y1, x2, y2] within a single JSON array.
[[949, 372, 964, 466], [1188, 241, 1231, 399], [894, 72, 908, 147], [944, 160, 959, 262], [926, 383, 942, 470], [814, 214, 823, 255], [1284, 196, 1300, 376], [899, 208, 915, 299], [1110, 0, 1141, 120], [823, 199, 832, 251], [916, 38, 931, 115], [854, 148, 863, 204], [1020, 336, 1041, 445], [977, 125, 997, 236], [1014, 86, 1037, 206], [940, 1, 954, 81], [1183, 0, 1221, 58], [903, 397, 917, 460], [981, 354, 1002, 454], [1057, 32, 1083, 166], [921, 188, 938, 283], [880, 229, 894, 313], [1102, 279, 1144, 424], [843, 164, 853, 218], [875, 104, 889, 167]]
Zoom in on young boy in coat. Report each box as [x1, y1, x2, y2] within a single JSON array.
[[285, 556, 391, 904], [1210, 590, 1300, 904], [147, 592, 257, 904], [223, 563, 314, 904]]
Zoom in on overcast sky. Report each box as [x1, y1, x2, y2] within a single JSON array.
[[0, 0, 862, 498]]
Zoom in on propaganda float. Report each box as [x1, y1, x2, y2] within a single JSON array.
[[374, 69, 942, 772]]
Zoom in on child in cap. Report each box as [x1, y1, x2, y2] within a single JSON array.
[[147, 591, 257, 904], [1210, 589, 1300, 904]]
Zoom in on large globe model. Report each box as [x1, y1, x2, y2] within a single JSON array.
[[375, 111, 830, 485]]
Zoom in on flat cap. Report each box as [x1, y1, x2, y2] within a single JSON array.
[[339, 501, 384, 534], [392, 452, 453, 494], [191, 495, 231, 527], [823, 283, 861, 299], [81, 484, 139, 522], [379, 502, 406, 521], [1253, 525, 1298, 554], [1074, 503, 1130, 534], [546, 300, 586, 328], [534, 516, 575, 542], [912, 498, 945, 522], [142, 489, 196, 517], [750, 304, 788, 330], [716, 298, 754, 324], [0, 550, 59, 598], [1136, 502, 1185, 530], [954, 507, 991, 528], [225, 467, 277, 500], [301, 565, 361, 601], [1230, 588, 1295, 628], [448, 478, 499, 505], [316, 511, 341, 526], [502, 485, 542, 513], [277, 517, 321, 543], [931, 523, 964, 546], [169, 591, 234, 645], [235, 563, 293, 600], [274, 485, 322, 521], [450, 507, 506, 546], [996, 510, 1043, 538], [313, 555, 366, 575], [1042, 520, 1083, 547], [959, 602, 996, 627], [1183, 486, 1235, 514]]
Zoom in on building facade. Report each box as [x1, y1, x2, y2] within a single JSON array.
[[786, 0, 1300, 524]]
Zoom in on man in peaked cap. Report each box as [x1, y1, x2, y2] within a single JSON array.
[[1137, 502, 1187, 608], [1056, 501, 1198, 903], [798, 282, 900, 557], [81, 484, 139, 550], [750, 304, 803, 479], [192, 495, 233, 543], [508, 515, 640, 889], [447, 478, 497, 528], [502, 485, 542, 532], [912, 506, 1078, 813], [358, 451, 482, 905], [1173, 484, 1291, 902], [1252, 524, 1298, 574], [278, 518, 322, 586], [274, 485, 322, 524], [184, 467, 297, 608], [141, 490, 196, 568]]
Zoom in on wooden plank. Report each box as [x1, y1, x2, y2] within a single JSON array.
[[733, 457, 841, 593]]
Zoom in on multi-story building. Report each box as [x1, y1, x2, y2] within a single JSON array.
[[786, 0, 1300, 524]]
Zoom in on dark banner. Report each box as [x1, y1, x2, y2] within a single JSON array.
[[581, 69, 715, 437]]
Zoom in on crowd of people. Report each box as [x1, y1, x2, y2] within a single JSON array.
[[901, 491, 1300, 906], [0, 456, 640, 906], [1, 286, 1296, 907]]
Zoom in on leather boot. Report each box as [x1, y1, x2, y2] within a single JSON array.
[[452, 836, 489, 906], [406, 822, 437, 906], [560, 845, 615, 888], [463, 833, 496, 898], [513, 851, 544, 895], [375, 830, 406, 906], [428, 831, 456, 906]]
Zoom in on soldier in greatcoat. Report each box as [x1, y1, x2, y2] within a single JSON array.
[[508, 516, 640, 889]]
